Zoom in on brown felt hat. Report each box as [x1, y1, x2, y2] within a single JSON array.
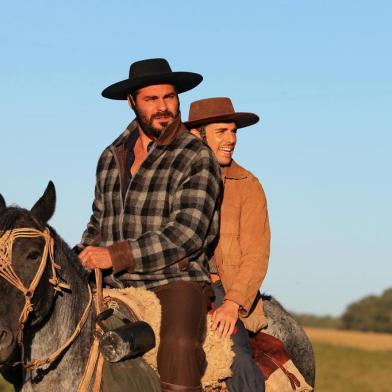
[[101, 58, 203, 100], [184, 97, 259, 129]]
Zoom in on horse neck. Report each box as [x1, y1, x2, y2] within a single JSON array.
[[24, 251, 95, 390]]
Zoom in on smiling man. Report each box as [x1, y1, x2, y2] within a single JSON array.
[[186, 97, 270, 392], [76, 59, 221, 392]]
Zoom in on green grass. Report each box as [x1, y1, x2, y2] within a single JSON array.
[[2, 342, 391, 391], [0, 377, 13, 392], [314, 342, 392, 392]]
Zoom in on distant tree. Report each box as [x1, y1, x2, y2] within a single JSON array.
[[342, 288, 392, 333], [292, 313, 342, 329]]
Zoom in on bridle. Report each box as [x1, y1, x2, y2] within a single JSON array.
[[0, 228, 67, 337], [0, 227, 93, 371]]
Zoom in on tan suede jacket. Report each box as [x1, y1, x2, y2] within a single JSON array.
[[215, 160, 270, 332]]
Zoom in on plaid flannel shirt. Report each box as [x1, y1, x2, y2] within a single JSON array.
[[77, 117, 220, 289]]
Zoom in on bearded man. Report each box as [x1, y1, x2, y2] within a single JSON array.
[[76, 59, 221, 392], [185, 97, 271, 392]]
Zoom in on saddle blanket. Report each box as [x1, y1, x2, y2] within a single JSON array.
[[102, 286, 234, 389]]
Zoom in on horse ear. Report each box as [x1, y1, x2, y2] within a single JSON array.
[[0, 194, 6, 212], [30, 181, 56, 224]]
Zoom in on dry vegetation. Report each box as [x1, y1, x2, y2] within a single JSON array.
[[305, 327, 392, 351]]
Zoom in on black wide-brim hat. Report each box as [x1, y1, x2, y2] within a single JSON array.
[[184, 97, 259, 129], [101, 58, 203, 100]]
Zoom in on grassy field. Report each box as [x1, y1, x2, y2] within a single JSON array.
[[305, 327, 392, 392], [1, 328, 391, 391], [0, 378, 12, 392]]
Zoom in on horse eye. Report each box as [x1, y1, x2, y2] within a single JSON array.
[[27, 251, 41, 262]]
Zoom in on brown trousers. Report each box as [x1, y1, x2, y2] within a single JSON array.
[[151, 280, 211, 389]]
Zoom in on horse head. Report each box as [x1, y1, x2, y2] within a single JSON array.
[[0, 182, 57, 365]]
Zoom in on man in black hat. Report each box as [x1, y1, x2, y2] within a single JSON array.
[[76, 59, 221, 392]]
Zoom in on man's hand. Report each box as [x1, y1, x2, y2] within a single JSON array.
[[211, 300, 239, 338], [79, 246, 113, 269]]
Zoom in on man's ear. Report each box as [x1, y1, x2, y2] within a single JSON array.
[[127, 94, 135, 110]]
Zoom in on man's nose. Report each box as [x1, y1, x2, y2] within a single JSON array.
[[156, 98, 168, 112], [226, 132, 237, 144]]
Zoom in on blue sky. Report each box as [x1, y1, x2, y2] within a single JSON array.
[[1, 1, 391, 316]]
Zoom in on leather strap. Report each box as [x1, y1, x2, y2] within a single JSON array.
[[77, 336, 101, 392], [95, 268, 104, 314], [161, 381, 202, 392]]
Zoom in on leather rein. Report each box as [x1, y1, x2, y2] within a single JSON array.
[[0, 227, 94, 373]]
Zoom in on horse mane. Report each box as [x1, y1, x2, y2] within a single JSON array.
[[261, 294, 287, 312], [0, 206, 30, 231], [49, 226, 90, 283], [261, 293, 272, 301]]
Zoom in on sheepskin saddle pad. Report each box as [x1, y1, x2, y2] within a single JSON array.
[[102, 287, 234, 389]]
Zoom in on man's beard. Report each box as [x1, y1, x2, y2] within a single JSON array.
[[136, 109, 179, 139]]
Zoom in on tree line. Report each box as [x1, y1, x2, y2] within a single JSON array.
[[293, 287, 392, 333]]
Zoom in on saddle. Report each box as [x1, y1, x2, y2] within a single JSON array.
[[96, 285, 311, 392], [101, 286, 234, 390], [250, 332, 313, 392]]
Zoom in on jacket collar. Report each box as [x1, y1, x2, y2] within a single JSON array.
[[112, 116, 185, 148], [222, 160, 248, 180]]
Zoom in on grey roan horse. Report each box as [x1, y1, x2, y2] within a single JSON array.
[[0, 183, 160, 391], [0, 182, 315, 390], [262, 295, 315, 387]]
